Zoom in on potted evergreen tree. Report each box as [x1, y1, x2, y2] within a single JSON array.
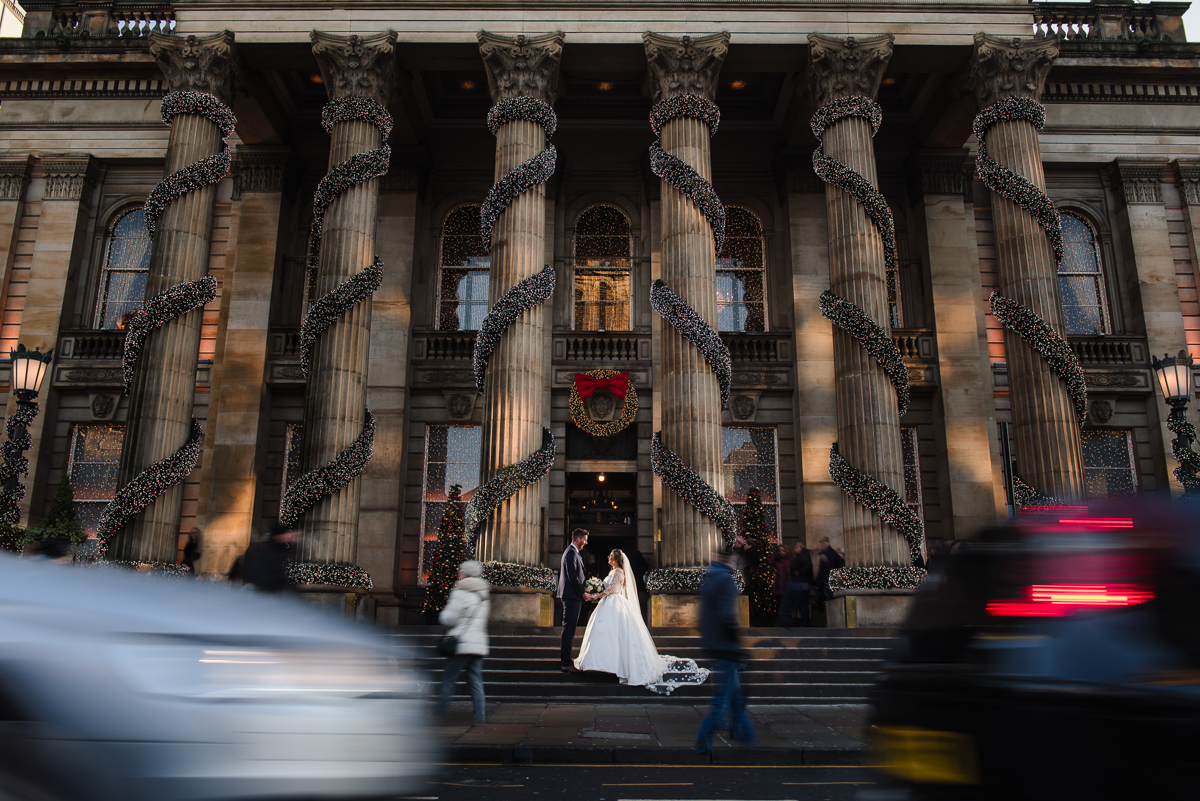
[[421, 484, 467, 619], [27, 475, 86, 557]]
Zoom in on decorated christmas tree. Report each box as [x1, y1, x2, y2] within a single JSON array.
[[741, 486, 777, 623], [29, 474, 86, 544], [421, 484, 467, 617]]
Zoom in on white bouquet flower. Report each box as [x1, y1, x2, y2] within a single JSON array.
[[584, 576, 605, 601]]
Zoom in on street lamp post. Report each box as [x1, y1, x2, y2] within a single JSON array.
[[1151, 349, 1200, 501], [0, 344, 54, 524]]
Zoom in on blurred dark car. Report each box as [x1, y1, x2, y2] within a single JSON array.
[[867, 502, 1200, 800], [0, 554, 437, 801]]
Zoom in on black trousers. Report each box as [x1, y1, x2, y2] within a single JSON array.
[[560, 597, 582, 666]]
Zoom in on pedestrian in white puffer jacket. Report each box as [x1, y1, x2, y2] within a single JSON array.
[[436, 560, 490, 723]]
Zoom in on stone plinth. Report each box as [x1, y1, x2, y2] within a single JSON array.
[[828, 590, 915, 628], [650, 593, 748, 628], [489, 587, 554, 626]]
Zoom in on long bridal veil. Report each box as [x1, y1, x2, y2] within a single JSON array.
[[621, 553, 711, 696]]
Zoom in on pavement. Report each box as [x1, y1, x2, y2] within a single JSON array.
[[437, 702, 870, 765]]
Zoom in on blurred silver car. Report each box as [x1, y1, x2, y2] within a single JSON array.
[[0, 553, 437, 801]]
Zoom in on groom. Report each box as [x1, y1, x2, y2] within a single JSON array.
[[557, 528, 589, 673]]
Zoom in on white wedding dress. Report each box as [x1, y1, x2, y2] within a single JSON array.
[[574, 555, 709, 694]]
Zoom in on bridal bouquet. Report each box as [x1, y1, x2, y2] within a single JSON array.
[[584, 576, 605, 601]]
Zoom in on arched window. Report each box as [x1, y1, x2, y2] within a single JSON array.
[[1058, 211, 1109, 335], [437, 205, 490, 331], [573, 204, 632, 331], [717, 206, 766, 332], [94, 208, 152, 330]]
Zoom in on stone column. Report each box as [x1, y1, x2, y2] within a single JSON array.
[[1177, 161, 1200, 266], [15, 156, 100, 523], [299, 31, 397, 567], [1112, 161, 1190, 494], [199, 146, 297, 574], [0, 157, 32, 313], [644, 30, 730, 573], [474, 31, 563, 568], [969, 35, 1084, 502], [110, 31, 238, 563], [810, 34, 909, 569], [909, 150, 1006, 535]]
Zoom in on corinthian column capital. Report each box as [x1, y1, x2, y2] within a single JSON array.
[[149, 31, 241, 106], [642, 31, 730, 103], [968, 34, 1059, 109], [310, 30, 399, 105], [477, 30, 565, 104], [808, 33, 894, 106]]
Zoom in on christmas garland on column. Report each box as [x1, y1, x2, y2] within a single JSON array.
[[0, 401, 37, 524], [1165, 413, 1200, 496], [645, 95, 736, 592], [819, 290, 910, 416], [462, 96, 560, 588], [277, 96, 391, 551]]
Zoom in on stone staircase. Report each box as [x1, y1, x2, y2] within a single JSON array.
[[393, 626, 896, 705]]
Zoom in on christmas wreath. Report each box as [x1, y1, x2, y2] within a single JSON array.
[[569, 370, 637, 437]]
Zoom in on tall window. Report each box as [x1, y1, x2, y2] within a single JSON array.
[[95, 208, 152, 330], [901, 427, 924, 521], [574, 205, 632, 331], [1082, 429, 1137, 498], [438, 205, 490, 331], [1058, 212, 1109, 335], [716, 207, 766, 332], [67, 424, 124, 537], [721, 426, 779, 538], [282, 422, 303, 492], [420, 425, 481, 583]]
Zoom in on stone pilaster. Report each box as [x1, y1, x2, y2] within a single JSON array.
[[969, 34, 1084, 502], [810, 33, 908, 567], [643, 30, 729, 569], [110, 31, 239, 563], [17, 156, 99, 523], [1177, 160, 1200, 319], [299, 30, 397, 566], [909, 149, 1006, 535], [200, 146, 297, 575], [0, 157, 32, 319], [1112, 159, 1190, 494], [474, 30, 563, 567]]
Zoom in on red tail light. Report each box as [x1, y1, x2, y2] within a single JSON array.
[[986, 583, 1155, 617]]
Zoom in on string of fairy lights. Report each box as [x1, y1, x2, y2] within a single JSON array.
[[472, 265, 556, 394], [279, 411, 376, 530], [811, 95, 924, 591], [648, 95, 726, 253], [0, 401, 37, 525], [122, 274, 217, 391], [480, 96, 558, 249], [1165, 413, 1200, 495]]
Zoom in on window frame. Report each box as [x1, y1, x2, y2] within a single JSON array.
[[571, 203, 634, 332], [720, 425, 781, 540], [66, 422, 125, 538], [1056, 209, 1112, 336], [418, 424, 482, 585], [1081, 428, 1138, 499], [436, 203, 491, 332], [93, 206, 153, 331], [900, 426, 925, 523], [716, 205, 768, 333]]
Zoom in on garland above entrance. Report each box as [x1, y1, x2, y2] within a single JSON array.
[[569, 370, 637, 437]]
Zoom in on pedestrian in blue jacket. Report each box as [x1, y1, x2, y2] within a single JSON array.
[[696, 544, 756, 754]]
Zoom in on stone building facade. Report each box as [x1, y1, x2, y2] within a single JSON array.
[[0, 1, 1197, 624]]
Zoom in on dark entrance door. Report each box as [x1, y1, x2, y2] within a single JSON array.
[[564, 471, 645, 620]]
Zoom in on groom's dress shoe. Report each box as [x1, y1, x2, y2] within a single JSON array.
[[560, 665, 584, 673]]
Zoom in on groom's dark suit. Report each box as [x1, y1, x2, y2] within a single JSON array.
[[557, 543, 586, 667]]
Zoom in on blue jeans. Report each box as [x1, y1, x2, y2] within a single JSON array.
[[438, 654, 486, 723], [695, 660, 755, 751]]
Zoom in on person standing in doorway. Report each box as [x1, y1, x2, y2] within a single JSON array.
[[557, 528, 588, 673], [696, 545, 756, 754]]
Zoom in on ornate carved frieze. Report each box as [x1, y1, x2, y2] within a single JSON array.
[[968, 35, 1059, 109], [906, 149, 969, 203], [1084, 371, 1144, 388], [149, 31, 241, 106], [808, 33, 894, 106], [1113, 161, 1167, 206], [310, 30, 398, 105], [40, 155, 99, 201], [231, 146, 298, 200], [0, 157, 32, 202], [1176, 160, 1200, 206], [477, 30, 565, 104], [642, 31, 729, 104]]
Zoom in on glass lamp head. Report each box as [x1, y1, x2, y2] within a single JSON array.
[[9, 344, 53, 398], [1152, 349, 1194, 403]]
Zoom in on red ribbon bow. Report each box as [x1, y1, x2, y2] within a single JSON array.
[[575, 372, 629, 401]]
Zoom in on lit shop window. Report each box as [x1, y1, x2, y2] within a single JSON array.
[[420, 425, 481, 583], [67, 424, 124, 537], [716, 207, 766, 333], [438, 205, 491, 331], [574, 205, 633, 331], [1082, 429, 1137, 498], [1058, 212, 1110, 336], [95, 209, 152, 330], [721, 426, 779, 538]]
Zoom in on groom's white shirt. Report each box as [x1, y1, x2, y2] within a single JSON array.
[[557, 543, 578, 599]]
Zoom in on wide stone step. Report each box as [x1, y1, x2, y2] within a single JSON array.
[[446, 658, 883, 672]]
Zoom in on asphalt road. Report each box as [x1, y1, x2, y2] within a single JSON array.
[[413, 764, 883, 801]]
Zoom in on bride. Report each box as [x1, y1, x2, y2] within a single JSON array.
[[574, 549, 664, 687]]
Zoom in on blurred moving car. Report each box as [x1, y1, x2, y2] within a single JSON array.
[[867, 501, 1200, 800], [0, 553, 437, 801]]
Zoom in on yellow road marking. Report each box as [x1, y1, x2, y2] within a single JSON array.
[[783, 782, 875, 786]]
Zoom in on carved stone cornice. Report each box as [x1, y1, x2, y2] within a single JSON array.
[[906, 149, 970, 204], [807, 33, 894, 106], [1175, 159, 1200, 206], [310, 30, 399, 106], [148, 31, 241, 107], [1112, 160, 1167, 206], [968, 34, 1058, 109], [642, 30, 730, 104], [477, 30, 565, 105], [231, 146, 299, 200], [41, 155, 100, 202], [0, 156, 33, 202]]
